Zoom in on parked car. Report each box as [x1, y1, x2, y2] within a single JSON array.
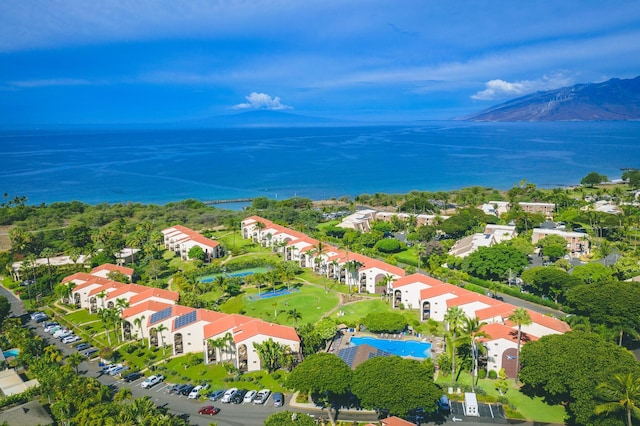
[[231, 389, 248, 404], [188, 384, 209, 399], [123, 372, 144, 383], [272, 392, 284, 407], [43, 321, 58, 330], [110, 365, 129, 376], [253, 389, 271, 405], [30, 312, 45, 320], [170, 384, 189, 395], [198, 405, 220, 416], [76, 343, 91, 351], [180, 385, 196, 396], [243, 390, 257, 403], [32, 312, 48, 323], [438, 395, 451, 413], [141, 374, 165, 389], [103, 363, 123, 374], [208, 389, 226, 402], [83, 348, 99, 358], [62, 335, 81, 344], [47, 325, 63, 334], [220, 388, 238, 403], [55, 329, 73, 339]]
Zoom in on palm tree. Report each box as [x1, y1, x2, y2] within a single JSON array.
[[344, 260, 363, 295], [287, 309, 302, 327], [462, 316, 488, 391], [66, 351, 85, 373], [508, 307, 532, 385], [156, 323, 168, 357], [133, 315, 146, 342], [254, 221, 266, 244], [114, 386, 133, 404], [40, 247, 56, 292], [115, 298, 130, 341], [444, 306, 466, 387], [594, 373, 640, 426], [98, 308, 113, 345]]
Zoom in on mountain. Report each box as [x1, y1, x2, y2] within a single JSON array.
[[464, 76, 640, 121], [188, 110, 346, 127]]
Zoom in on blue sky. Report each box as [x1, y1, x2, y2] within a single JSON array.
[[1, 0, 639, 125]]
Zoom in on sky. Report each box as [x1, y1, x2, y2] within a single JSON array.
[[1, 0, 640, 126]]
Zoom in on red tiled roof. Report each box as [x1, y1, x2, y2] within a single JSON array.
[[393, 273, 444, 289], [162, 225, 219, 248], [91, 263, 134, 277], [475, 304, 516, 321], [128, 287, 179, 305], [87, 282, 126, 297], [122, 300, 173, 318], [504, 309, 571, 334], [419, 283, 469, 300], [231, 319, 300, 343], [203, 314, 256, 339], [361, 259, 405, 277], [381, 417, 418, 426], [446, 292, 501, 309], [480, 322, 538, 344]]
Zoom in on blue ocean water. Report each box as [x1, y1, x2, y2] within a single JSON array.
[[1, 121, 639, 206]]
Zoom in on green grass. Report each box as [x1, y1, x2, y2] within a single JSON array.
[[328, 298, 391, 324], [63, 309, 98, 324], [220, 283, 339, 326], [436, 372, 566, 423]]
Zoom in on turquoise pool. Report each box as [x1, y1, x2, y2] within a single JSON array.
[[200, 267, 271, 283], [349, 336, 431, 359], [3, 349, 19, 358]]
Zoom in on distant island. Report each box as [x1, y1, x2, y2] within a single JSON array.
[[464, 75, 640, 121]]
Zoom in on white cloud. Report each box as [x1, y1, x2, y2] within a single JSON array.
[[471, 73, 575, 100], [9, 78, 93, 88], [232, 92, 292, 110]]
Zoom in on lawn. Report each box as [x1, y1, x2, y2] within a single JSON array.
[[220, 282, 339, 327], [63, 309, 98, 325], [436, 372, 566, 423]]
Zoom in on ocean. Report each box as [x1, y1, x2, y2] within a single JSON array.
[[2, 121, 639, 207]]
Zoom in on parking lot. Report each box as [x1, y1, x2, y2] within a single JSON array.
[[448, 400, 507, 423]]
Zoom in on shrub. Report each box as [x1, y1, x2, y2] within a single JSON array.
[[375, 239, 403, 253], [478, 369, 487, 379], [488, 370, 498, 379]]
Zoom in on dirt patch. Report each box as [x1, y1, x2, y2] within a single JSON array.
[[0, 226, 12, 252]]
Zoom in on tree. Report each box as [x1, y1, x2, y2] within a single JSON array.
[[287, 309, 302, 327], [566, 282, 640, 346], [508, 307, 532, 385], [571, 262, 613, 284], [156, 323, 168, 357], [581, 171, 608, 187], [0, 295, 11, 326], [66, 351, 85, 374], [622, 169, 640, 189], [286, 353, 352, 426], [344, 259, 363, 294], [462, 316, 488, 391], [520, 266, 581, 303], [361, 312, 407, 334], [264, 411, 317, 426], [133, 315, 146, 341], [519, 331, 640, 425], [187, 245, 205, 262], [595, 373, 640, 426], [462, 244, 528, 281], [351, 356, 441, 417], [253, 338, 290, 373], [444, 306, 466, 387]]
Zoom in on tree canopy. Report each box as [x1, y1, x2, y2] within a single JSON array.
[[581, 172, 609, 187], [361, 312, 407, 334], [519, 331, 640, 425], [462, 244, 529, 281], [520, 266, 582, 303], [351, 356, 441, 417]]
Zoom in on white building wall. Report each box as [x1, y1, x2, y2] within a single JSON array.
[[424, 294, 459, 321], [483, 338, 517, 374]]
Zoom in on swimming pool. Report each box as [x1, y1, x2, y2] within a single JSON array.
[[349, 336, 431, 359], [2, 349, 20, 358], [200, 267, 270, 283]]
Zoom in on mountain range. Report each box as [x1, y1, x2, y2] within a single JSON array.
[[464, 75, 640, 121]]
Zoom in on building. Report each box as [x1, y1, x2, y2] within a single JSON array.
[[448, 225, 517, 258], [63, 264, 299, 373], [531, 228, 589, 257], [161, 225, 222, 261]]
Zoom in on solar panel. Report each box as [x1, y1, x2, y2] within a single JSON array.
[[150, 307, 172, 324], [174, 310, 197, 329]]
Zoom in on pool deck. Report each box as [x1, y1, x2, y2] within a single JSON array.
[[328, 330, 445, 360]]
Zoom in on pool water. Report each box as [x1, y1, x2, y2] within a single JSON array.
[[3, 349, 20, 358], [200, 267, 270, 283], [349, 336, 431, 359]]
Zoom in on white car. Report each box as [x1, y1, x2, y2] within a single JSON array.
[[53, 328, 72, 339], [44, 322, 59, 332], [141, 374, 164, 389], [243, 390, 257, 403], [62, 335, 81, 344], [188, 384, 208, 399], [47, 325, 62, 334], [220, 388, 238, 403], [103, 363, 123, 375], [253, 389, 271, 404], [109, 365, 129, 376]]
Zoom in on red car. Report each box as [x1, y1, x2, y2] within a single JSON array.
[[198, 405, 220, 416]]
